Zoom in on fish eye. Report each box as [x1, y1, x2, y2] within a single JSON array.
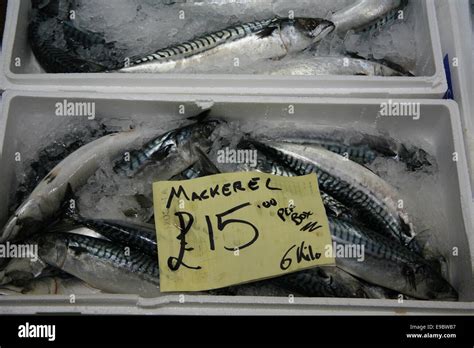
[[205, 124, 215, 132]]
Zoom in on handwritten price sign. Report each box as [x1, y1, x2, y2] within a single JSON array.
[[153, 172, 334, 292]]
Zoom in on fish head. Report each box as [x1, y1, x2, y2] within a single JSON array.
[[281, 18, 334, 52], [193, 119, 221, 138], [403, 263, 458, 301], [186, 119, 221, 150], [144, 119, 220, 160], [36, 233, 69, 268], [0, 196, 50, 243], [296, 18, 335, 40]]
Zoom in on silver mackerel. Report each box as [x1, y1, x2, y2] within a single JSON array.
[[247, 139, 416, 248], [117, 18, 334, 73]]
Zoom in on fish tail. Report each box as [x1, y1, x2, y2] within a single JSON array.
[[186, 109, 212, 122]]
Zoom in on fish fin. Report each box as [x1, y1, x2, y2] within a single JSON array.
[[408, 229, 431, 248], [402, 264, 417, 291], [56, 183, 82, 224], [193, 147, 221, 175], [256, 22, 280, 39], [398, 145, 434, 171], [345, 50, 414, 77], [150, 144, 174, 161], [187, 109, 212, 122], [47, 219, 82, 234]]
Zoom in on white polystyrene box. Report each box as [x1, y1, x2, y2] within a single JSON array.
[[0, 91, 472, 315], [1, 0, 447, 98], [435, 0, 474, 198]]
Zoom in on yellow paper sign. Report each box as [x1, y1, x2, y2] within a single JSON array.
[[153, 172, 334, 292]]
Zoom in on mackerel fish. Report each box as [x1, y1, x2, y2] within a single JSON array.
[[329, 216, 457, 300], [1, 130, 159, 243], [252, 128, 433, 171], [263, 56, 411, 76], [113, 118, 220, 177], [213, 140, 353, 221], [63, 206, 158, 258], [332, 0, 407, 33], [36, 232, 161, 297], [117, 17, 334, 73], [246, 139, 417, 249], [273, 266, 373, 298]]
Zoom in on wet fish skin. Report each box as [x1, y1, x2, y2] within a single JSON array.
[[326, 267, 400, 299], [306, 140, 377, 166], [37, 233, 161, 297], [113, 119, 220, 177], [253, 129, 433, 171], [223, 140, 353, 220], [345, 51, 414, 77], [171, 146, 222, 180], [329, 217, 457, 300], [124, 17, 277, 67], [1, 131, 158, 243], [117, 18, 334, 73], [64, 207, 158, 257], [29, 0, 121, 73], [273, 266, 371, 298], [253, 153, 354, 220], [62, 20, 112, 49], [247, 139, 416, 248], [332, 0, 405, 33], [264, 57, 409, 76], [0, 228, 107, 286], [29, 14, 108, 73], [12, 123, 112, 211], [247, 135, 378, 167], [356, 278, 400, 299]]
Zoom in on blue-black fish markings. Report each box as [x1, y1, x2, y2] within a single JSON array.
[[128, 18, 278, 66]]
